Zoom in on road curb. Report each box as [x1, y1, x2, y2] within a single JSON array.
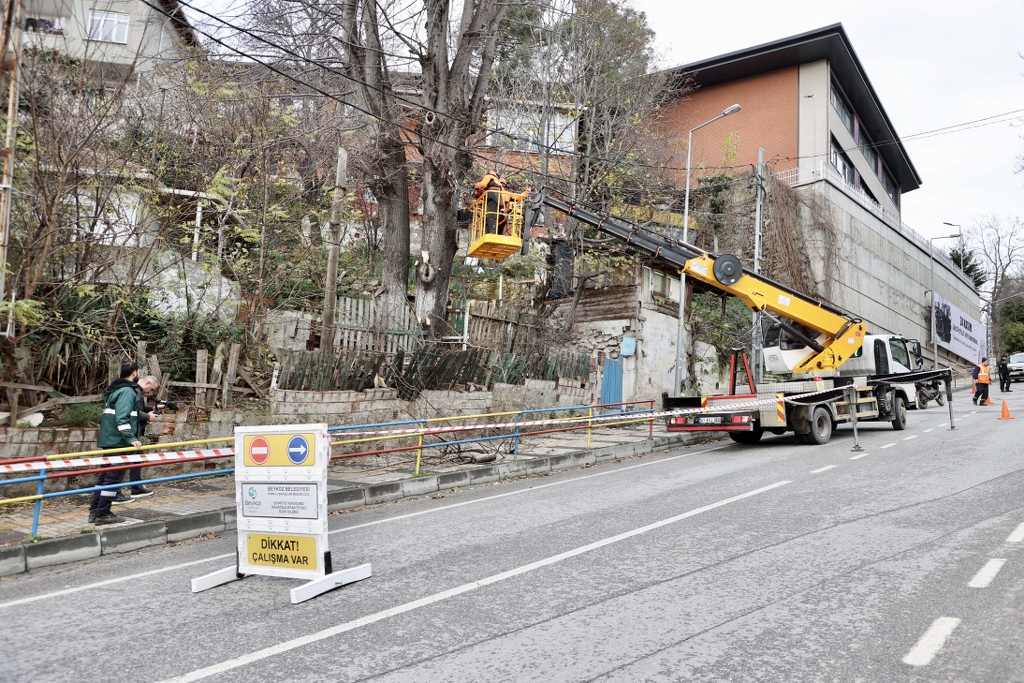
[[1, 431, 716, 577]]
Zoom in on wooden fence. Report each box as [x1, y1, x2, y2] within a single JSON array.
[[329, 297, 421, 355]]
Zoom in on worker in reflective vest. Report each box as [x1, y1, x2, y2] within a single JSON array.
[[973, 357, 991, 406]]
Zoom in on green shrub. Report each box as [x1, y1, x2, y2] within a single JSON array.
[[62, 402, 103, 428]]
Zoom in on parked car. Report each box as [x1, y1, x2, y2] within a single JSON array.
[[1009, 352, 1024, 382]]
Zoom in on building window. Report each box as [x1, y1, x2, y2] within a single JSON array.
[[23, 17, 65, 34], [830, 137, 855, 186], [88, 11, 129, 44], [881, 168, 899, 207], [830, 79, 854, 135], [859, 130, 878, 176]]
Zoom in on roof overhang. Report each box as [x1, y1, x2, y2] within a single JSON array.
[[664, 24, 921, 192]]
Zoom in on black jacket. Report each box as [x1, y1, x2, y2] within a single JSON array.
[[998, 360, 1010, 378]]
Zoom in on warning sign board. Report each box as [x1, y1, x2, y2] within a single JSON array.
[[193, 422, 371, 602], [245, 532, 318, 571]]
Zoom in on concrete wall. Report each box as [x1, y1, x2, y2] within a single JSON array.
[[802, 180, 980, 369]]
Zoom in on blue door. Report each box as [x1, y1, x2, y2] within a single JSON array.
[[600, 358, 623, 409]]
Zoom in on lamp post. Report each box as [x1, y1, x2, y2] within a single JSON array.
[[930, 228, 962, 369], [674, 103, 742, 396], [944, 222, 963, 276]]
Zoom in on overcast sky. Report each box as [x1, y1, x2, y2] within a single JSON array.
[[632, 0, 1024, 240]]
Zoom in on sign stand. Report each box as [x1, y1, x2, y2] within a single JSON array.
[[191, 423, 371, 603]]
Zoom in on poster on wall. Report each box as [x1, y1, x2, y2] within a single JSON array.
[[933, 292, 986, 363]]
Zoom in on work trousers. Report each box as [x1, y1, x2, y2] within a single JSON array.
[[484, 191, 504, 234], [1000, 374, 1011, 392], [90, 465, 126, 517], [974, 382, 990, 404]]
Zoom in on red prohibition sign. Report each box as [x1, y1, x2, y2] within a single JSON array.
[[249, 436, 270, 465]]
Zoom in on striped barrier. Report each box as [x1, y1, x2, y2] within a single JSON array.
[[0, 448, 235, 473]]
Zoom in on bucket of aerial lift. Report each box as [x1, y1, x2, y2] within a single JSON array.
[[467, 189, 528, 261]]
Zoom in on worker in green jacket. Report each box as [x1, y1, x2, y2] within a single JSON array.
[[88, 362, 143, 525]]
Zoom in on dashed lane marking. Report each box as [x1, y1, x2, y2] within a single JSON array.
[[923, 429, 934, 433], [903, 435, 919, 441], [155, 480, 794, 683], [810, 465, 838, 473], [849, 453, 869, 460], [903, 617, 961, 666], [880, 443, 897, 449], [968, 559, 1007, 588], [1006, 522, 1024, 543]]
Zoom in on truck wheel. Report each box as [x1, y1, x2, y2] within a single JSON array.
[[916, 393, 928, 410], [729, 429, 764, 444], [892, 396, 907, 431], [805, 406, 833, 445]]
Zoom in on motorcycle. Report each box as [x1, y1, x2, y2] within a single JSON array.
[[915, 378, 946, 409]]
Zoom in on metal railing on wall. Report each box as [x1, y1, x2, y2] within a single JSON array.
[[0, 399, 659, 538]]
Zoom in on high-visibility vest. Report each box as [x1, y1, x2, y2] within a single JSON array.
[[977, 365, 991, 384]]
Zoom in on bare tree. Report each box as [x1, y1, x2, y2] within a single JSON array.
[[970, 214, 1024, 354]]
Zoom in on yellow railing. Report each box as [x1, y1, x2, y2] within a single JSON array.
[[468, 190, 528, 261]]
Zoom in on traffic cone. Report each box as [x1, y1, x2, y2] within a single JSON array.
[[998, 400, 1015, 420], [985, 393, 994, 406]]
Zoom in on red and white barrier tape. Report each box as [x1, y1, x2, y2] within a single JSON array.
[[0, 448, 235, 473], [4, 387, 847, 473], [335, 387, 842, 439]]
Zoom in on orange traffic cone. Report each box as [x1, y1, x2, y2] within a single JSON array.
[[985, 394, 994, 406], [998, 400, 1015, 420]]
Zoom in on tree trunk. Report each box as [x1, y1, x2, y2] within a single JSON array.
[[415, 158, 458, 334]]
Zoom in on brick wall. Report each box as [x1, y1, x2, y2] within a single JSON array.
[[656, 66, 799, 183]]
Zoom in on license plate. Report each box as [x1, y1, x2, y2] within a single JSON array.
[[698, 416, 722, 424]]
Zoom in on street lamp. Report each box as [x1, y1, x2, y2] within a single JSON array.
[[674, 103, 742, 396], [930, 227, 962, 369], [944, 222, 963, 276]]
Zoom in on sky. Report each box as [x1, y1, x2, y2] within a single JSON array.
[[631, 0, 1024, 240]]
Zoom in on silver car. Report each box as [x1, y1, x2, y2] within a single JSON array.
[[1009, 353, 1024, 382]]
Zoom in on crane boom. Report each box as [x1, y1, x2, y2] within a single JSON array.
[[528, 192, 866, 373]]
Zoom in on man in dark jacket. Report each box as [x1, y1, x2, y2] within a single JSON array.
[[114, 375, 159, 504], [998, 355, 1012, 393], [88, 362, 143, 525]]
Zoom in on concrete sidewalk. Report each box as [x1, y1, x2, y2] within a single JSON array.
[[0, 424, 717, 576]]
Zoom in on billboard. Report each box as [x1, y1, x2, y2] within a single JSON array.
[[933, 292, 986, 363]]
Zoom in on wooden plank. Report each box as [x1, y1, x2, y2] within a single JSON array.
[[7, 389, 19, 427], [209, 344, 224, 407], [222, 343, 241, 407], [195, 349, 208, 408], [0, 381, 54, 392], [16, 393, 102, 419], [148, 354, 163, 385], [169, 381, 221, 389], [237, 367, 267, 400]]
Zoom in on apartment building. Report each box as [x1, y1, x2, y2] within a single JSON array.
[[657, 24, 980, 369], [18, 0, 196, 75]]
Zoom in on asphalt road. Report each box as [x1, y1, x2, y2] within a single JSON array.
[[3, 392, 1024, 682]]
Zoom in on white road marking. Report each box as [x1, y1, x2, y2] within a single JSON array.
[[902, 435, 919, 441], [849, 453, 869, 460], [880, 443, 896, 449], [968, 559, 1007, 588], [971, 410, 978, 414], [903, 617, 961, 666], [1006, 522, 1024, 543], [0, 444, 730, 610], [937, 422, 947, 427], [923, 429, 933, 433], [810, 465, 838, 473], [157, 480, 793, 683]]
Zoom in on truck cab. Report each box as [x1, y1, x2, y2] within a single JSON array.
[[764, 328, 924, 407]]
